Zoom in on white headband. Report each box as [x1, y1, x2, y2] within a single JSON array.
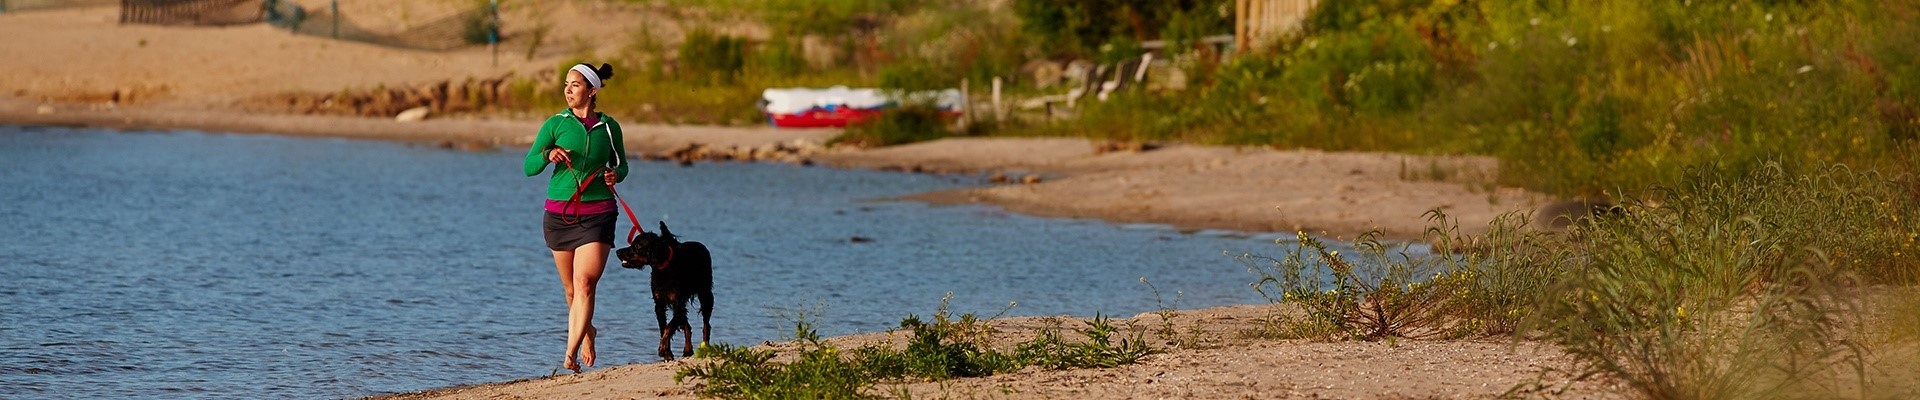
[[570, 64, 602, 88]]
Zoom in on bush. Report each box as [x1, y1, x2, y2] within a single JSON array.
[[1243, 230, 1467, 341], [1525, 164, 1896, 400], [831, 104, 950, 147], [679, 28, 747, 85]]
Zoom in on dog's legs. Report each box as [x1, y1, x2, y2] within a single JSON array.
[[654, 298, 674, 361], [671, 300, 693, 357], [697, 291, 714, 348]]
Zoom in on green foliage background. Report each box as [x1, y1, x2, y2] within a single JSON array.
[[528, 0, 1920, 198]]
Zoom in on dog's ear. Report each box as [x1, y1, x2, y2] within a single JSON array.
[[658, 222, 674, 240]]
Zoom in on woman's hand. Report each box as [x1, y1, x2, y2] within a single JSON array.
[[545, 147, 571, 164], [602, 170, 619, 186]]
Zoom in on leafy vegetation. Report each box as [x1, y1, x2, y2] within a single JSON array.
[[830, 104, 951, 148], [675, 296, 1158, 399], [512, 2, 1920, 398], [1056, 0, 1920, 198], [533, 1, 1918, 198]]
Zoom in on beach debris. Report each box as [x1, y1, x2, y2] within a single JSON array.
[[987, 171, 1044, 185], [434, 139, 493, 152], [1093, 140, 1163, 154], [395, 106, 431, 122], [651, 139, 827, 166]]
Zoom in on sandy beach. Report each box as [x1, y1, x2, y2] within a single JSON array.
[[377, 305, 1617, 400], [0, 3, 1587, 398]]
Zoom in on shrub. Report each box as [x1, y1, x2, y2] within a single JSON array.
[[1530, 204, 1864, 398], [1511, 162, 1916, 399], [831, 104, 950, 147], [679, 28, 747, 85], [1243, 230, 1466, 341]]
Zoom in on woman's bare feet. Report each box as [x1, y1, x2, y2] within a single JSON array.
[[563, 356, 581, 373], [581, 325, 597, 368]]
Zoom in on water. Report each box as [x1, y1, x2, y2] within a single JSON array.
[[0, 126, 1290, 399]]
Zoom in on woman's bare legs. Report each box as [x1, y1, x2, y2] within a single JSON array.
[[552, 244, 608, 372], [553, 242, 609, 372]]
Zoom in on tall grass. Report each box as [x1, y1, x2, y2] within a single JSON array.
[[1244, 161, 1918, 398], [1523, 162, 1913, 399], [1243, 230, 1466, 340]]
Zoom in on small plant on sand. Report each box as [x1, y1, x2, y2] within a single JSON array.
[[1422, 210, 1564, 337], [856, 294, 1020, 380], [1141, 277, 1212, 349], [1243, 231, 1465, 341], [675, 317, 876, 399], [1014, 313, 1159, 369], [677, 295, 1158, 398]]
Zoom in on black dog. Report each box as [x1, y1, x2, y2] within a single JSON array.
[[615, 221, 713, 360]]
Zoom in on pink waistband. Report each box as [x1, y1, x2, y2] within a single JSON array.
[[545, 199, 617, 216]]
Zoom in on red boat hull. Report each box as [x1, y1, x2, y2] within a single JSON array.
[[766, 107, 887, 128]]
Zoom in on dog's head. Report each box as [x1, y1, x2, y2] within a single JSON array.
[[616, 221, 678, 270]]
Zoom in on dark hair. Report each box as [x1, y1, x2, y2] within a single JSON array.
[[573, 62, 616, 82], [571, 63, 615, 106]]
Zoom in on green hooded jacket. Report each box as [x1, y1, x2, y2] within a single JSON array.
[[523, 109, 629, 201]]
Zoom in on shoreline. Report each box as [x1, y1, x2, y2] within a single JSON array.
[[6, 100, 1583, 400], [366, 304, 1607, 400], [3, 96, 1553, 242], [1, 6, 1569, 396]]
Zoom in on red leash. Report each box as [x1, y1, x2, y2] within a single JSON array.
[[557, 156, 645, 242]]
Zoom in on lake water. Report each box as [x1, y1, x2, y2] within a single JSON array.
[[0, 126, 1296, 399]]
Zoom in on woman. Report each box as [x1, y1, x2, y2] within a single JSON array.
[[523, 63, 627, 372]]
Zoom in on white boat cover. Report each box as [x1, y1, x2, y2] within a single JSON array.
[[760, 87, 964, 114]]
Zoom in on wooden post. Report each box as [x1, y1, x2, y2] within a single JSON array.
[[1235, 0, 1248, 53], [958, 78, 970, 130], [991, 77, 1003, 122]]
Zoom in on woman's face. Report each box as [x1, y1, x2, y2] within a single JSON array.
[[563, 70, 596, 108]]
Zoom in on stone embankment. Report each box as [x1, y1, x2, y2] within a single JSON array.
[[249, 73, 518, 119], [634, 138, 1052, 185], [647, 139, 829, 166]]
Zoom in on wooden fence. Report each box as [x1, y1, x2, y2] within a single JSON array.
[[1235, 0, 1319, 51]]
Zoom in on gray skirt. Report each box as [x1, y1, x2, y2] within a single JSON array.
[[543, 211, 617, 251]]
